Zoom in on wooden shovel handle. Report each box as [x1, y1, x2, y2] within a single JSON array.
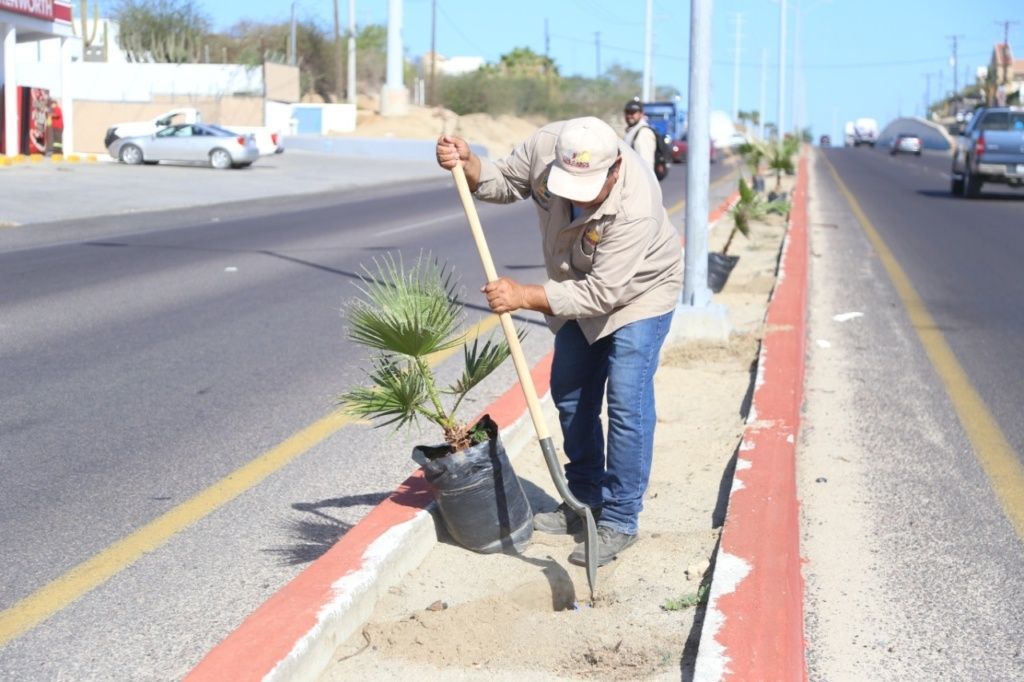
[[450, 164, 551, 442]]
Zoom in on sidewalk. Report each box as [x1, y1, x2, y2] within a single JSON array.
[[187, 163, 809, 680], [0, 146, 440, 226]]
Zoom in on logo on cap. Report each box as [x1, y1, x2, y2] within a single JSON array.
[[562, 150, 592, 169]]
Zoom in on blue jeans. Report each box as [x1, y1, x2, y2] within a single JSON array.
[[550, 311, 673, 535]]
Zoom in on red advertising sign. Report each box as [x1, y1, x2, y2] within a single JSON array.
[[0, 0, 55, 21]]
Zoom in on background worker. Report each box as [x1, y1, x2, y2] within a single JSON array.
[[435, 117, 682, 567], [622, 99, 656, 169], [48, 99, 64, 156]]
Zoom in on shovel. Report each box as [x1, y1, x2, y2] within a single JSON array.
[[450, 163, 599, 602]]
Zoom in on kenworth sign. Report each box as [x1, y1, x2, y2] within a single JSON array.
[[0, 0, 56, 21]]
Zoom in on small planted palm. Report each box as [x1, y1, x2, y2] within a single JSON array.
[[723, 177, 790, 255], [338, 253, 519, 454], [765, 138, 798, 190]]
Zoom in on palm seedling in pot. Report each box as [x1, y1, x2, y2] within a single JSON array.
[[708, 177, 790, 293], [337, 252, 533, 553]]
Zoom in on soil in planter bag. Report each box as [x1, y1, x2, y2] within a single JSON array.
[[417, 415, 533, 554]]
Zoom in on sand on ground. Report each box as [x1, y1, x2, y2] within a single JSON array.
[[318, 173, 796, 680]]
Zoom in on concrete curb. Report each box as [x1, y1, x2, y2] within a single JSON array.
[[186, 189, 748, 682], [694, 153, 810, 681]]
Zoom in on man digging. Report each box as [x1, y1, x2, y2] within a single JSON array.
[[436, 117, 681, 566]]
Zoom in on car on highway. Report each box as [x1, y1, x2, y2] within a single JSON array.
[[670, 135, 717, 164], [108, 123, 260, 169], [890, 134, 922, 156], [819, 134, 831, 147], [951, 106, 1024, 198]]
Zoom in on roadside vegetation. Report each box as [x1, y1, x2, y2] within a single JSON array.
[[101, 0, 677, 120]]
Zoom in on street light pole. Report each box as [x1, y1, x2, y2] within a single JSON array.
[[777, 0, 787, 137], [732, 12, 742, 123], [347, 0, 356, 104], [683, 0, 712, 308], [642, 0, 653, 102]]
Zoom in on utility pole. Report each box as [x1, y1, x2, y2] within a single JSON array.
[[759, 47, 767, 138], [544, 18, 550, 62], [777, 0, 787, 137], [333, 0, 342, 99], [923, 72, 931, 118], [947, 34, 963, 102], [289, 2, 297, 66], [347, 0, 356, 104], [642, 0, 653, 102], [995, 20, 1019, 84], [428, 0, 436, 106], [595, 32, 601, 79], [732, 12, 743, 123]]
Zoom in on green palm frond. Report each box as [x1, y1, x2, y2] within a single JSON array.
[[346, 253, 465, 358], [336, 356, 432, 430], [445, 327, 525, 412]]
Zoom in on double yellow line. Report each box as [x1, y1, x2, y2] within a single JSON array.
[[0, 315, 501, 646], [824, 156, 1024, 540]]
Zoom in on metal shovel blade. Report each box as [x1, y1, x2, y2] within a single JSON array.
[[540, 437, 597, 601]]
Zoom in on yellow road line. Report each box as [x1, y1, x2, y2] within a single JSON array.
[[824, 156, 1024, 540], [0, 314, 502, 647], [666, 161, 739, 216]]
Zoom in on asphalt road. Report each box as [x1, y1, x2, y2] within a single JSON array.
[[0, 158, 735, 679], [801, 146, 1024, 679]]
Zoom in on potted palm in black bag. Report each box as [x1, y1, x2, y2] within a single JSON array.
[[337, 253, 532, 553]]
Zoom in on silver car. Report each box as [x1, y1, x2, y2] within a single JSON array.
[[109, 123, 260, 169], [890, 134, 923, 156]]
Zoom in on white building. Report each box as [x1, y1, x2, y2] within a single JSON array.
[[1, 0, 75, 155]]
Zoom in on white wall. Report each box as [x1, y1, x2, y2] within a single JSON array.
[[69, 62, 264, 101]]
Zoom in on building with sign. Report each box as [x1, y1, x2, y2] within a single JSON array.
[[0, 0, 74, 156]]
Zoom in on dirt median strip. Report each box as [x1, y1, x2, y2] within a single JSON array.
[[186, 188, 776, 681]]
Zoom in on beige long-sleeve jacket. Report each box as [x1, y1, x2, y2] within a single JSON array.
[[473, 121, 682, 344]]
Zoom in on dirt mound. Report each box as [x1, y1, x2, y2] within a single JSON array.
[[331, 101, 544, 158]]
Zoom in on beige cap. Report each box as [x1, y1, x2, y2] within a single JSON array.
[[547, 117, 620, 202]]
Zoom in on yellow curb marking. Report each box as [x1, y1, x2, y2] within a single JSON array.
[[0, 313, 502, 646], [824, 156, 1024, 540]]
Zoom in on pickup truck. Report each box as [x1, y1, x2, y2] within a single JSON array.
[[104, 108, 284, 157], [951, 107, 1024, 198]]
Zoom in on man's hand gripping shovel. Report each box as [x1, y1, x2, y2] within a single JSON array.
[[449, 163, 598, 602]]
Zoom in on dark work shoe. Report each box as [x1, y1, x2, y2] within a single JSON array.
[[568, 525, 638, 567], [533, 502, 601, 535]]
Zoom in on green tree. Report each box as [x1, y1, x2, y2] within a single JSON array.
[[113, 0, 210, 63]]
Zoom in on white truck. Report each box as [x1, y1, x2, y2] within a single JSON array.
[[103, 108, 284, 156], [851, 117, 879, 147]]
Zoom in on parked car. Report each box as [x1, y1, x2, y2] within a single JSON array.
[[890, 134, 922, 156], [104, 107, 283, 156], [950, 106, 1024, 198], [670, 135, 717, 164], [108, 123, 260, 169], [819, 134, 831, 147]]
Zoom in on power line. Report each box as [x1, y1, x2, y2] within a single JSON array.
[[549, 32, 986, 70]]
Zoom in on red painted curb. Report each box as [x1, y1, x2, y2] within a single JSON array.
[[187, 353, 554, 681], [697, 154, 809, 681]]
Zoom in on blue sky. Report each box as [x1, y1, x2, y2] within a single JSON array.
[[203, 0, 1021, 141]]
